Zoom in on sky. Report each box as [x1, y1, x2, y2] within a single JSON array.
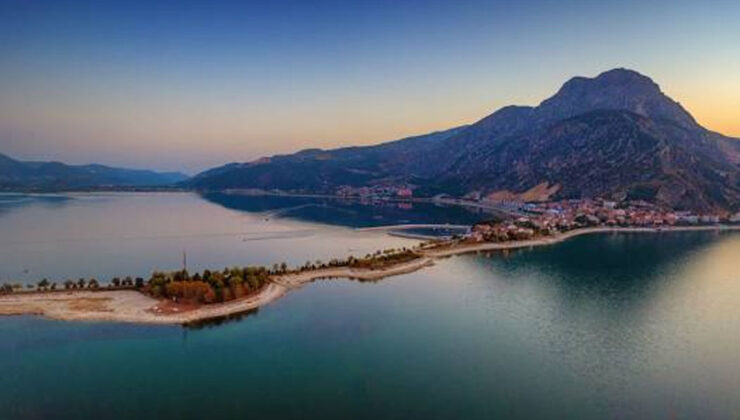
[[1, 0, 739, 174]]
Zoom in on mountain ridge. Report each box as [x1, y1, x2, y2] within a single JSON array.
[[0, 153, 188, 190], [190, 68, 740, 211]]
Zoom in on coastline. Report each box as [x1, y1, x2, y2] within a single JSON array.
[[422, 225, 740, 258], [0, 225, 737, 325]]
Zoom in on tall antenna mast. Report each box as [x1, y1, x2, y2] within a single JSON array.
[[183, 249, 187, 272]]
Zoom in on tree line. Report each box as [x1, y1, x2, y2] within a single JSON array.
[[0, 246, 423, 302], [1, 276, 143, 295], [145, 266, 271, 304]]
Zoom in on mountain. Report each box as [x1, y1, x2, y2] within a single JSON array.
[[187, 68, 740, 211], [0, 154, 188, 190], [187, 126, 468, 191]]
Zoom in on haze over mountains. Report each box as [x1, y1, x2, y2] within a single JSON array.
[[189, 69, 740, 211], [0, 153, 187, 190]]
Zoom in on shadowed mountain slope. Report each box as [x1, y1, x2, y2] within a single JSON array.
[[188, 69, 740, 211]]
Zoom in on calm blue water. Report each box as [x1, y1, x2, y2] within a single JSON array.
[[1, 193, 739, 419]]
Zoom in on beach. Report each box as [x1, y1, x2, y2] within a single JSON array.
[[0, 258, 435, 325]]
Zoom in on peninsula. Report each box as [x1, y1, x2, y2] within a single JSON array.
[[1, 209, 737, 325]]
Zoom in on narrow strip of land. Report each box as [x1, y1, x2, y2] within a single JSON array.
[[0, 259, 435, 324], [273, 257, 435, 289], [0, 225, 737, 325]]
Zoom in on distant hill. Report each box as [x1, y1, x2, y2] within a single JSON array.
[[0, 154, 188, 190], [187, 68, 740, 211]]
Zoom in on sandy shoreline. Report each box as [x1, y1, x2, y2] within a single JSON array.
[[0, 225, 737, 325], [0, 258, 435, 325], [273, 257, 435, 289]]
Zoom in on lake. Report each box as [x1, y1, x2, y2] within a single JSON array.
[[1, 193, 739, 419]]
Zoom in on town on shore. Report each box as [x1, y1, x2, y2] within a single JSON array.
[[467, 198, 739, 243]]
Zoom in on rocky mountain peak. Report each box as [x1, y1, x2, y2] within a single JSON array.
[[536, 68, 699, 131]]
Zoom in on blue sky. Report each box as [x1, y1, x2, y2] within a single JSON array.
[[1, 0, 738, 173]]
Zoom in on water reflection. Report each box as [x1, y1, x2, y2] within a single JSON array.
[[199, 192, 495, 228], [470, 231, 725, 295], [454, 231, 739, 331], [183, 308, 260, 329], [432, 231, 740, 418], [0, 193, 73, 217]]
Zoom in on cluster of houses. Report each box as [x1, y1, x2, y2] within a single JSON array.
[[468, 198, 739, 243]]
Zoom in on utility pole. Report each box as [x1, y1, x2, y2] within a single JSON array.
[[182, 249, 187, 272]]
